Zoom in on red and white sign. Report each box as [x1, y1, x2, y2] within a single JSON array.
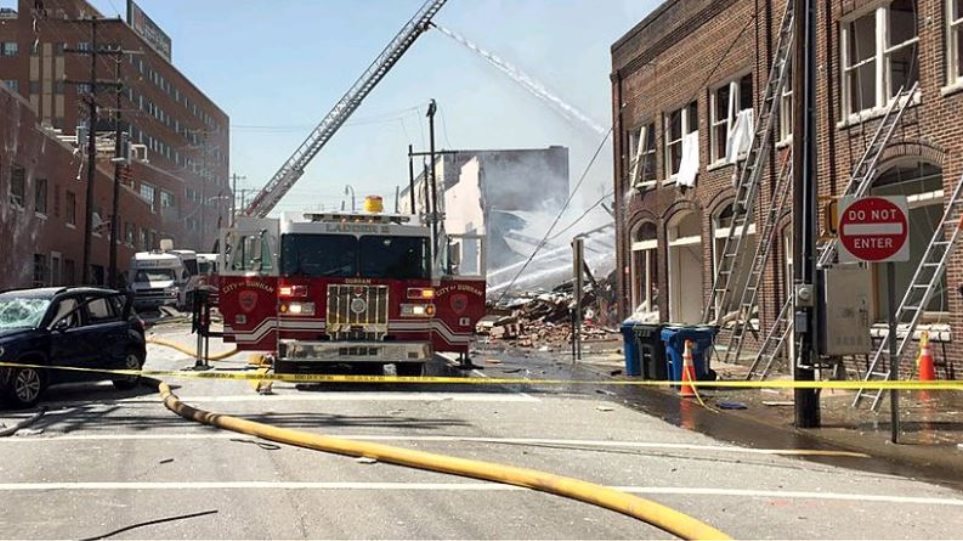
[[838, 196, 910, 263]]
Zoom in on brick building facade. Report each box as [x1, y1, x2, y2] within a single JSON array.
[[0, 85, 161, 287], [0, 0, 229, 289], [612, 0, 963, 376]]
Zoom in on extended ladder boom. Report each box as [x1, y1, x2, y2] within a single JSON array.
[[244, 0, 448, 218]]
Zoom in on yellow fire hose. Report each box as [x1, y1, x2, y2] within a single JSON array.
[[146, 337, 239, 361], [158, 380, 730, 540]]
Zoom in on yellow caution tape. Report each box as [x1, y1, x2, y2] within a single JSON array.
[[1, 361, 961, 390]]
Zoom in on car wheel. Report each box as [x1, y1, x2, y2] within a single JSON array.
[[3, 366, 46, 408], [112, 350, 144, 390]]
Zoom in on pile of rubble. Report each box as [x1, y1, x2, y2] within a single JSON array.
[[479, 273, 619, 350]]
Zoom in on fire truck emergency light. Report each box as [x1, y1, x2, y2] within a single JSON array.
[[407, 288, 435, 299], [279, 285, 309, 297], [364, 195, 385, 213]]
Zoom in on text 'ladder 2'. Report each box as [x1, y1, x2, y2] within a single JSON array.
[[853, 171, 963, 411], [724, 154, 793, 365], [703, 1, 794, 324]]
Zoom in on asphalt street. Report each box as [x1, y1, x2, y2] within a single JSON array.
[[1, 323, 962, 540]]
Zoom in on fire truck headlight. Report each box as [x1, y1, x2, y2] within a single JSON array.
[[283, 302, 316, 316], [407, 288, 435, 300], [165, 287, 178, 298], [401, 303, 435, 317]]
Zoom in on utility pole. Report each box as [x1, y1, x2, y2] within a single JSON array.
[[65, 17, 126, 286], [72, 17, 98, 285], [230, 173, 246, 225], [791, 0, 820, 428], [408, 144, 416, 214], [108, 52, 125, 288], [427, 99, 439, 253]]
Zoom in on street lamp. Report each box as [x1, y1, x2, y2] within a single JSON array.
[[344, 184, 356, 211]]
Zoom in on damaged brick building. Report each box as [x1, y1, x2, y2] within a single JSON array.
[[611, 0, 963, 375], [0, 0, 229, 289]]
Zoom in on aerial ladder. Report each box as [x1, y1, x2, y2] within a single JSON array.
[[242, 0, 448, 218], [702, 0, 794, 325]]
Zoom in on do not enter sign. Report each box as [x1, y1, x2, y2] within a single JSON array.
[[838, 196, 910, 263]]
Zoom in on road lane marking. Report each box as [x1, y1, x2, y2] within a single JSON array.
[[0, 481, 958, 506], [0, 433, 866, 457]]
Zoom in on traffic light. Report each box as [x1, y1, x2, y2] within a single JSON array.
[[824, 198, 839, 235]]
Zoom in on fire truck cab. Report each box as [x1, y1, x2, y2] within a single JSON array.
[[217, 204, 486, 375]]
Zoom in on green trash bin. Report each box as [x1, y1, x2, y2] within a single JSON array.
[[632, 323, 667, 380]]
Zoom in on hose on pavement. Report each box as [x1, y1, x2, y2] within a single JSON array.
[[157, 380, 731, 540], [146, 337, 239, 361]]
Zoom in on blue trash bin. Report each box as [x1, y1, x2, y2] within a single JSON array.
[[660, 326, 718, 383], [620, 321, 642, 376]]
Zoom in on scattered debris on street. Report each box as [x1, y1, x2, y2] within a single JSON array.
[[480, 271, 620, 352]]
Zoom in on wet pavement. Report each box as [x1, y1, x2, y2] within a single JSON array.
[[469, 338, 963, 493]]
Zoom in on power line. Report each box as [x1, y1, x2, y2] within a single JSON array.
[[495, 126, 612, 304], [547, 189, 615, 242]]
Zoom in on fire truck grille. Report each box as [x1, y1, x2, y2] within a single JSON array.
[[326, 284, 389, 341]]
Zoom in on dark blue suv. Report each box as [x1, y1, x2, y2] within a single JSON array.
[[0, 287, 147, 408]]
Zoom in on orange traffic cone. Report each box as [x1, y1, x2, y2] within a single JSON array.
[[917, 331, 936, 382], [680, 339, 698, 398]]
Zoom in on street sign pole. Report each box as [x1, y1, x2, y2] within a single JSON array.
[[837, 194, 909, 444], [887, 262, 900, 443]]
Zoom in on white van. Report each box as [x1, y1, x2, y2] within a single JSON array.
[[128, 252, 186, 310]]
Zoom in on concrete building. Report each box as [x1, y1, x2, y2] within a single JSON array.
[[0, 0, 228, 289], [611, 0, 963, 375], [401, 146, 570, 272]]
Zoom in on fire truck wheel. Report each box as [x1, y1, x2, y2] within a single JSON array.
[[396, 363, 425, 377]]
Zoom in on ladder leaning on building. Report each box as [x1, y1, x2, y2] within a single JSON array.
[[702, 0, 795, 327], [745, 83, 921, 382], [852, 172, 963, 411]]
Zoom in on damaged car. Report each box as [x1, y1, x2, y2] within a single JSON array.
[[0, 287, 147, 408]]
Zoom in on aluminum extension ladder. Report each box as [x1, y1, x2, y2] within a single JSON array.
[[817, 82, 919, 268], [703, 0, 795, 324], [853, 172, 963, 411], [745, 296, 793, 381], [723, 154, 794, 365]]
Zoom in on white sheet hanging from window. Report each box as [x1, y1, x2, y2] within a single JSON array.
[[726, 109, 754, 164], [677, 131, 700, 187]]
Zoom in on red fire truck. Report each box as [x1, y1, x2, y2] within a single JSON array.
[[216, 201, 486, 375]]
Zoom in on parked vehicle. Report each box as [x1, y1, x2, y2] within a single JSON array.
[[127, 252, 185, 310], [0, 287, 147, 408]]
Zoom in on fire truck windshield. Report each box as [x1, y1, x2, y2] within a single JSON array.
[[281, 234, 430, 280]]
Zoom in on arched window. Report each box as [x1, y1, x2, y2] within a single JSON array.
[[667, 211, 704, 324], [630, 222, 658, 316], [710, 202, 757, 318], [871, 160, 946, 321]]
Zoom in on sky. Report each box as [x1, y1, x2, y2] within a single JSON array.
[[85, 0, 658, 213]]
